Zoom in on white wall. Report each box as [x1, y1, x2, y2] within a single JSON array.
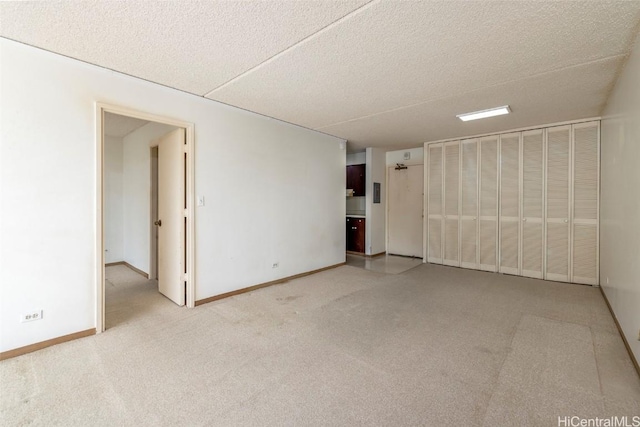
[[386, 147, 424, 167], [0, 39, 346, 353], [346, 151, 366, 166], [122, 122, 176, 274], [600, 32, 640, 365], [365, 147, 386, 255], [104, 136, 124, 263]]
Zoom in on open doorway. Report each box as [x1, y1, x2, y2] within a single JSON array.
[[97, 104, 195, 333]]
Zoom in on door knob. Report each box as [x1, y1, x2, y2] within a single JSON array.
[[523, 218, 527, 222], [154, 219, 162, 227]]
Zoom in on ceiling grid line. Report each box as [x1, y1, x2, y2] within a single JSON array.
[[203, 0, 378, 97]]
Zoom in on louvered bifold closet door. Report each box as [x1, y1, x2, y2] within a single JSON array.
[[545, 125, 571, 282], [572, 122, 599, 285], [427, 143, 444, 264], [479, 136, 499, 272], [521, 130, 545, 279], [460, 139, 479, 269], [443, 141, 460, 266], [499, 133, 521, 275]]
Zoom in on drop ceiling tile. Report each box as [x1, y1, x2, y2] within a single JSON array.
[[319, 56, 622, 152], [209, 1, 640, 129], [0, 0, 368, 95]]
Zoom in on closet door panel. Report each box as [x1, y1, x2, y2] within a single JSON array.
[[573, 224, 597, 284], [427, 144, 444, 264], [545, 125, 571, 282], [426, 120, 599, 285], [521, 130, 544, 278], [522, 222, 543, 276], [499, 133, 521, 275], [444, 218, 459, 265], [572, 122, 599, 284], [547, 222, 569, 279], [428, 218, 442, 263], [500, 221, 519, 272], [443, 141, 460, 266], [573, 124, 598, 221], [479, 220, 497, 269], [479, 136, 499, 272], [460, 139, 478, 268]]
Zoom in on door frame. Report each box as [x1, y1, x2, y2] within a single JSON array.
[[95, 102, 196, 333]]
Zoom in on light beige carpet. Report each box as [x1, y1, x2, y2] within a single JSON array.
[[1, 263, 639, 426]]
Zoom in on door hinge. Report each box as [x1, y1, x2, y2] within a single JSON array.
[[182, 274, 188, 282], [184, 209, 188, 217]]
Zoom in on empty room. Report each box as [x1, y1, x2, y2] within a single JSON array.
[[1, 1, 639, 426]]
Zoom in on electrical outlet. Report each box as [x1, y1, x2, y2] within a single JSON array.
[[21, 310, 43, 323], [272, 262, 279, 269]]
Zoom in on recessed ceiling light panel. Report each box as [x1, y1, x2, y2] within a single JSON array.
[[457, 105, 511, 122]]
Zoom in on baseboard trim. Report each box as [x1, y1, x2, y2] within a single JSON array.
[[599, 286, 640, 378], [105, 261, 149, 279], [105, 261, 125, 267], [346, 251, 365, 255], [346, 251, 386, 258], [195, 262, 346, 306], [0, 328, 96, 361], [367, 251, 386, 258]]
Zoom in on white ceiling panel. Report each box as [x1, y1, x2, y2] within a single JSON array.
[[0, 0, 368, 95], [209, 1, 640, 131], [319, 55, 622, 151]]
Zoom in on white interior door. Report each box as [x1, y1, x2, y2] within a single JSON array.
[[157, 128, 186, 305], [545, 125, 571, 282], [460, 139, 479, 269], [443, 141, 460, 267], [479, 136, 499, 272], [499, 133, 521, 275], [521, 129, 544, 279], [572, 122, 599, 285], [427, 144, 443, 263], [388, 164, 424, 257]]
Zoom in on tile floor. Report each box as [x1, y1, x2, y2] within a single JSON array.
[[346, 253, 423, 274]]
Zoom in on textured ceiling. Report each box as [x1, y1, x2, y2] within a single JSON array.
[[2, 1, 640, 151], [104, 113, 149, 138], [0, 1, 367, 95]]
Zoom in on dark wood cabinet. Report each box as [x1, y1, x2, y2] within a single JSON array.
[[346, 217, 365, 253], [346, 164, 366, 196]]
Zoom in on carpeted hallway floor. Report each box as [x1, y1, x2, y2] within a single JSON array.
[[1, 263, 639, 426]]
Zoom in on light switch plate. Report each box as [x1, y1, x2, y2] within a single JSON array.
[[197, 196, 205, 207]]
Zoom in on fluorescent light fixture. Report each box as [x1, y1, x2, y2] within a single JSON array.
[[457, 105, 511, 122]]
